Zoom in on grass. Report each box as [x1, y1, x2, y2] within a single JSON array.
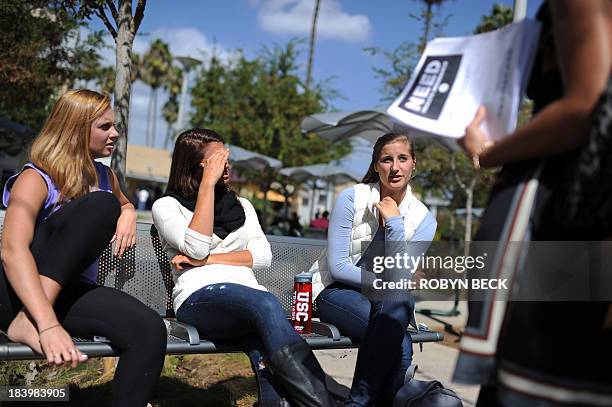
[[0, 354, 258, 406]]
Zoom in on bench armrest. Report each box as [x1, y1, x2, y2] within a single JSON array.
[[311, 321, 343, 341], [166, 320, 200, 345]]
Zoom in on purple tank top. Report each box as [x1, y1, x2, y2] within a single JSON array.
[[2, 161, 113, 284]]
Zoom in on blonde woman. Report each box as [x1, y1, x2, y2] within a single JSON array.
[[0, 90, 166, 407]]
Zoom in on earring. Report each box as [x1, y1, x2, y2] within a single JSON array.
[[411, 167, 417, 179]]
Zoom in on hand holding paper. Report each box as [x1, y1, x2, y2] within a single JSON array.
[[387, 20, 540, 142]]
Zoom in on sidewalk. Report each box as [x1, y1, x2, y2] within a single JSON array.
[[315, 300, 480, 406]]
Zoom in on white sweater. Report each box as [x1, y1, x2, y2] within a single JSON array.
[[152, 195, 272, 313]]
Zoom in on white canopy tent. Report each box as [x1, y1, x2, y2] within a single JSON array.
[[228, 144, 282, 170], [281, 163, 360, 221], [300, 109, 457, 151]]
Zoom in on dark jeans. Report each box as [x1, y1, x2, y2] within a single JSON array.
[[0, 192, 166, 407], [176, 282, 304, 402], [317, 282, 415, 407]]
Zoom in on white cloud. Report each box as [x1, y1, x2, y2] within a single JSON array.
[[80, 27, 236, 148], [256, 0, 372, 43], [92, 26, 234, 66], [134, 27, 234, 62]]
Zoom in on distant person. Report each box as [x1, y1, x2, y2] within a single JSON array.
[[310, 133, 437, 406], [136, 187, 149, 210], [152, 128, 335, 406], [289, 211, 303, 237], [310, 210, 328, 229], [0, 89, 166, 407], [309, 210, 321, 227]]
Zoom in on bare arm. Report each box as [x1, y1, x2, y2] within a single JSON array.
[[463, 0, 612, 167], [171, 250, 254, 270], [1, 170, 58, 331], [108, 167, 136, 257], [207, 251, 253, 267]]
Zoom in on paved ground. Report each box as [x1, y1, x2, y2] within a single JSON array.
[[315, 300, 480, 406]]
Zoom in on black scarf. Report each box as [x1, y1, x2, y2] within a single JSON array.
[[165, 186, 246, 239]]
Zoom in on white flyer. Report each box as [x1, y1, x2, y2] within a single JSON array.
[[387, 19, 541, 142]]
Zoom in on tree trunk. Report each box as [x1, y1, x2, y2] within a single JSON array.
[[420, 2, 433, 54], [151, 87, 158, 147], [464, 177, 477, 255], [306, 0, 320, 90], [110, 0, 136, 188], [146, 88, 154, 147], [262, 186, 269, 233], [164, 123, 172, 149], [465, 187, 473, 244]]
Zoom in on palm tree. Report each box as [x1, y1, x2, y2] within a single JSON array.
[[140, 39, 173, 147], [162, 65, 183, 149], [305, 0, 321, 90], [97, 53, 140, 96], [417, 0, 447, 53]]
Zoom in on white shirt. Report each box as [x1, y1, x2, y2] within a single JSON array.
[[152, 195, 272, 313]]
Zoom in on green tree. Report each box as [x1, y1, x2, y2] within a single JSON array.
[[364, 0, 451, 100], [190, 41, 350, 227], [367, 1, 514, 242], [474, 4, 513, 34], [191, 42, 347, 166], [0, 1, 106, 155], [140, 38, 173, 147], [419, 3, 513, 242]]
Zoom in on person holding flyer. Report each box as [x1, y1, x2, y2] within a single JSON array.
[[455, 1, 612, 406]]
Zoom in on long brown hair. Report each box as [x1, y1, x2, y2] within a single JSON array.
[[361, 133, 415, 184], [29, 89, 110, 200], [166, 128, 226, 200]]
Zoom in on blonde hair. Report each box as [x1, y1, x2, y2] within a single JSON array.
[[29, 89, 111, 200]]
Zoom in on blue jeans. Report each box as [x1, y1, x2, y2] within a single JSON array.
[[176, 282, 303, 403], [317, 282, 415, 407]]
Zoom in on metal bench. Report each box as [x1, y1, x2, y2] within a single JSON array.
[[0, 213, 443, 360]]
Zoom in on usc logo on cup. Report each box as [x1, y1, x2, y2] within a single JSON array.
[[291, 272, 313, 334]]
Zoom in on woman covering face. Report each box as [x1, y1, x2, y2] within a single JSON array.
[[152, 128, 336, 407]]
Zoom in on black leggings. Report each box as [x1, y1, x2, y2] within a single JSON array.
[[0, 192, 166, 407]]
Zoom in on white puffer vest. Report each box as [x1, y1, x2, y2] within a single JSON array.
[[309, 182, 430, 299]]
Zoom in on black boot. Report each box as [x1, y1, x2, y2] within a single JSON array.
[[268, 341, 336, 407], [253, 399, 291, 407]]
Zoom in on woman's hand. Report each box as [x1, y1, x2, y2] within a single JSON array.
[[200, 148, 229, 188], [171, 253, 208, 270], [374, 197, 401, 221], [111, 206, 137, 257], [38, 324, 88, 368], [458, 106, 494, 169]]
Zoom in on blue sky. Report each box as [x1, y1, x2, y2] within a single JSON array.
[[86, 0, 543, 171]]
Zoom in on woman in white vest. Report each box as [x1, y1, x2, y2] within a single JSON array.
[[310, 133, 437, 406]]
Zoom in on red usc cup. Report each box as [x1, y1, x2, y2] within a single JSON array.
[[291, 272, 313, 334]]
